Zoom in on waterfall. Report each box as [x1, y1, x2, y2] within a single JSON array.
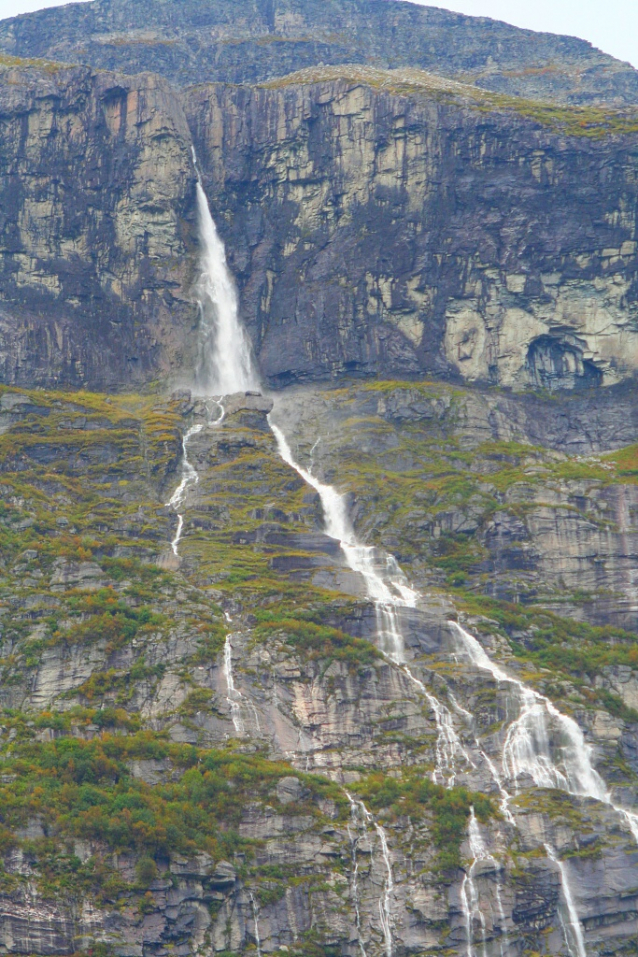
[[267, 418, 638, 957], [346, 797, 370, 957], [165, 423, 203, 556], [450, 622, 638, 840], [375, 823, 395, 957], [191, 155, 258, 396], [345, 790, 393, 957], [269, 422, 417, 664], [464, 808, 507, 957], [223, 633, 245, 735], [544, 845, 587, 957], [181, 185, 638, 954], [248, 892, 262, 957]]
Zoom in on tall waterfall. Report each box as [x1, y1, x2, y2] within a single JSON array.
[[191, 161, 258, 395]]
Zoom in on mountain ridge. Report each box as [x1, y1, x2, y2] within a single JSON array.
[[1, 0, 638, 106]]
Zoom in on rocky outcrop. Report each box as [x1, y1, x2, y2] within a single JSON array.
[[0, 60, 196, 388], [1, 0, 638, 107]]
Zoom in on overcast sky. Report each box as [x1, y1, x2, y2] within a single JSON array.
[[0, 0, 636, 69]]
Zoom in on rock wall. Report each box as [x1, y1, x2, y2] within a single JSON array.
[[0, 61, 196, 388], [2, 61, 638, 394], [2, 380, 638, 957], [187, 73, 638, 391]]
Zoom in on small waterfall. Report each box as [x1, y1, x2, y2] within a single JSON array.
[[266, 417, 638, 957], [345, 794, 372, 957], [450, 622, 638, 840], [223, 634, 245, 735], [191, 153, 258, 396], [269, 422, 417, 664], [544, 845, 587, 957], [464, 808, 507, 957], [248, 891, 262, 957], [345, 791, 393, 957], [402, 664, 473, 786], [375, 823, 395, 957], [166, 423, 203, 556]]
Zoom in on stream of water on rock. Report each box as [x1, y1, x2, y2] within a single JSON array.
[[174, 160, 638, 957], [165, 423, 203, 556], [268, 422, 600, 957]]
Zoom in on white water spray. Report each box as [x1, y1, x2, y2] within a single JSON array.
[[269, 422, 417, 664], [166, 423, 203, 556], [451, 622, 638, 841], [346, 797, 370, 957], [463, 808, 507, 957], [248, 891, 262, 957], [375, 823, 395, 957], [191, 155, 258, 396]]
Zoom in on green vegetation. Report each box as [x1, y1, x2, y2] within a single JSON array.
[[261, 65, 638, 139], [352, 769, 495, 872]]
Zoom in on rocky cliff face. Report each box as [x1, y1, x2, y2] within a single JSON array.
[[1, 0, 638, 106], [188, 70, 638, 392], [4, 4, 638, 955], [2, 58, 638, 393], [0, 59, 196, 388]]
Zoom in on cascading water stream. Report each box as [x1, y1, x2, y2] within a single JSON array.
[[450, 622, 638, 842], [463, 808, 508, 957], [166, 424, 203, 556], [345, 790, 393, 957], [248, 891, 262, 957], [544, 845, 587, 957], [182, 157, 638, 957], [346, 797, 370, 957], [191, 153, 258, 396], [266, 419, 638, 956], [375, 823, 395, 957], [223, 633, 245, 736]]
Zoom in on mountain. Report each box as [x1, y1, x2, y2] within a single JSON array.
[[1, 0, 638, 105], [1, 3, 638, 957]]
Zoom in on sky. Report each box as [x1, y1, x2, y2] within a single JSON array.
[[0, 0, 636, 69]]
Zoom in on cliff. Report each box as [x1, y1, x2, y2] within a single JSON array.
[[2, 5, 638, 955], [0, 378, 638, 957], [187, 70, 638, 391], [0, 59, 196, 388], [2, 58, 638, 393]]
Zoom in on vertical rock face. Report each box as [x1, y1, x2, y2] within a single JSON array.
[[186, 73, 638, 390], [0, 62, 196, 388]]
